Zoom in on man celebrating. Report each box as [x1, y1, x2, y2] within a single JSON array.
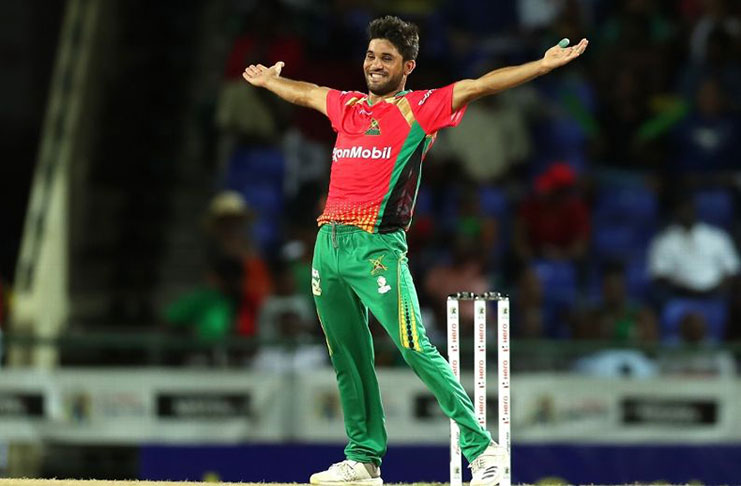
[[243, 15, 587, 486]]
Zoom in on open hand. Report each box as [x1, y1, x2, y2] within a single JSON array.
[[541, 38, 588, 72], [242, 61, 285, 87]]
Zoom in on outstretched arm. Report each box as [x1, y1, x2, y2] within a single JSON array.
[[243, 61, 330, 116], [452, 38, 589, 111]]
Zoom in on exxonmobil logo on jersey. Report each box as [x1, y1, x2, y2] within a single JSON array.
[[332, 145, 392, 162]]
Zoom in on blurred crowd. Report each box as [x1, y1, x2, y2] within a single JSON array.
[[165, 0, 741, 373]]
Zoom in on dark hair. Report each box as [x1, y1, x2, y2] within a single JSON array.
[[367, 15, 419, 61], [601, 260, 625, 277]]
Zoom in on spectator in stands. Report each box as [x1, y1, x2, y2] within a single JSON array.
[[252, 260, 326, 372], [657, 311, 736, 376], [513, 162, 590, 263], [682, 25, 741, 110], [573, 262, 658, 342], [424, 236, 489, 337], [256, 259, 315, 344], [674, 78, 740, 171], [687, 0, 740, 66], [596, 67, 653, 167], [512, 266, 545, 339], [205, 191, 272, 338], [435, 86, 532, 183], [453, 187, 500, 265], [279, 234, 315, 305], [648, 196, 739, 300], [223, 4, 305, 82], [592, 0, 677, 168], [593, 0, 674, 96], [164, 254, 243, 344], [215, 3, 305, 172]]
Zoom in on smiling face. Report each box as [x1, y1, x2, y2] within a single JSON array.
[[364, 38, 415, 97]]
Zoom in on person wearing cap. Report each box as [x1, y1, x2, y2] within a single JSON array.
[[514, 162, 590, 262], [204, 191, 272, 339]]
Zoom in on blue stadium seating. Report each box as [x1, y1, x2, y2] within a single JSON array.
[[252, 215, 281, 252], [592, 223, 645, 260], [478, 186, 509, 218], [414, 186, 433, 216], [593, 186, 658, 229], [532, 259, 578, 306], [625, 257, 650, 301], [532, 259, 578, 338], [694, 189, 734, 230], [585, 256, 650, 304], [238, 184, 283, 215], [223, 145, 287, 254], [225, 145, 285, 187]]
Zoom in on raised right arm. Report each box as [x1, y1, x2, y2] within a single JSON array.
[[243, 61, 330, 116]]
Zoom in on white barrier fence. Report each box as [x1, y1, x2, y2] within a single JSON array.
[[0, 369, 737, 444]]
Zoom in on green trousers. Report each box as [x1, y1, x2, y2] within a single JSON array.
[[311, 223, 491, 466]]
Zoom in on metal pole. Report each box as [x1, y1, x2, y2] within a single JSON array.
[[447, 296, 462, 486], [473, 297, 487, 429], [497, 297, 512, 486]]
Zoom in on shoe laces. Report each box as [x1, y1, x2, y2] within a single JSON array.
[[329, 460, 360, 481], [469, 456, 488, 472]]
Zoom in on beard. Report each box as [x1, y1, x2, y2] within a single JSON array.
[[365, 70, 404, 96]]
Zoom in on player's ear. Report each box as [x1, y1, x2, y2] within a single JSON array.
[[404, 59, 416, 76]]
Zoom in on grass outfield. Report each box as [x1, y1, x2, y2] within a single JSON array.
[[0, 482, 702, 486], [2, 481, 308, 486], [0, 482, 459, 486], [0, 482, 467, 486], [0, 482, 478, 486], [0, 481, 308, 486]]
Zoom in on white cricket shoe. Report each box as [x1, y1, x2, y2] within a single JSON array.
[[309, 460, 382, 486], [469, 442, 508, 486]]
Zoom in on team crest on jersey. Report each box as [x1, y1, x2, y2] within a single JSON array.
[[377, 276, 391, 294], [369, 255, 387, 276], [365, 118, 381, 136]]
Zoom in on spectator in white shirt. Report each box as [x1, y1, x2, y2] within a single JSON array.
[[648, 198, 740, 298]]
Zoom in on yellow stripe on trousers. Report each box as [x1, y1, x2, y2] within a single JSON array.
[[397, 259, 419, 350]]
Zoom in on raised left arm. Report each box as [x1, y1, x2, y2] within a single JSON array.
[[452, 38, 589, 111]]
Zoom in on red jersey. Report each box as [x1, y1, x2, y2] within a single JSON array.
[[318, 84, 466, 233], [518, 195, 591, 250]]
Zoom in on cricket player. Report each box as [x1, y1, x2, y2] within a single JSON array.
[[243, 15, 588, 486]]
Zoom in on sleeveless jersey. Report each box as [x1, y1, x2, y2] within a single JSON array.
[[317, 83, 466, 233]]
